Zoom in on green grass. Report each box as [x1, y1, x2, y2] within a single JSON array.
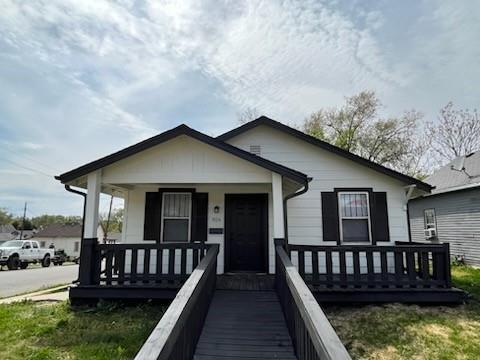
[[0, 301, 166, 360], [325, 265, 480, 360]]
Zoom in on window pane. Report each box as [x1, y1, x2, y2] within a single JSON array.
[[163, 219, 189, 242], [342, 219, 369, 242], [163, 193, 191, 217], [340, 193, 368, 218]]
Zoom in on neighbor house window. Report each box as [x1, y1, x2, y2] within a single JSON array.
[[40, 241, 46, 248], [338, 192, 371, 243], [74, 241, 80, 252], [424, 209, 436, 230], [161, 192, 192, 242]]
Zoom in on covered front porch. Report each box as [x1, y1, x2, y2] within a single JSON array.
[[70, 172, 300, 302]]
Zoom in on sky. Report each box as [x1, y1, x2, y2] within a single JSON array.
[[0, 0, 479, 217]]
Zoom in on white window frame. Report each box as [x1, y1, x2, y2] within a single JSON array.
[[338, 191, 372, 244], [160, 192, 192, 242], [424, 208, 436, 230]]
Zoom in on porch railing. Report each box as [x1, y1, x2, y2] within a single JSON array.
[[275, 240, 351, 360], [288, 242, 452, 289], [78, 238, 209, 286], [134, 244, 219, 360]]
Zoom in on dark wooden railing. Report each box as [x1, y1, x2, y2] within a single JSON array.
[[134, 244, 219, 360], [275, 240, 351, 360], [288, 242, 452, 289], [78, 238, 209, 287]]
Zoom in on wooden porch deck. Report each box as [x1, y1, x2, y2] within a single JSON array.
[[74, 240, 465, 359], [194, 290, 296, 359]]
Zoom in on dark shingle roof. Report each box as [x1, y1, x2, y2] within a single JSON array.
[[426, 151, 480, 194], [35, 224, 82, 238]]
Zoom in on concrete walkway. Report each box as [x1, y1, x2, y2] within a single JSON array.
[[0, 285, 69, 304]]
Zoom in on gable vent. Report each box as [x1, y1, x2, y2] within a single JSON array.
[[249, 145, 261, 156]]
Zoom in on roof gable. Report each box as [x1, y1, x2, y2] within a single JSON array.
[[56, 124, 308, 184], [218, 116, 432, 192]]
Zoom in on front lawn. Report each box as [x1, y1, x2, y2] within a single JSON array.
[[325, 265, 480, 360], [0, 301, 166, 360]]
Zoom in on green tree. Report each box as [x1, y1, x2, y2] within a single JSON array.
[[100, 208, 124, 235], [0, 208, 14, 225], [29, 214, 82, 229], [303, 91, 427, 178]]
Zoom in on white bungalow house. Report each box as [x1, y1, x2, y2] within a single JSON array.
[[55, 117, 462, 304]]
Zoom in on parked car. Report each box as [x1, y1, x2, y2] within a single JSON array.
[[0, 240, 53, 270], [52, 249, 80, 265], [52, 249, 68, 266]]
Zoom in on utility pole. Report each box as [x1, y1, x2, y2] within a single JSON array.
[[19, 202, 27, 240], [104, 194, 114, 244]]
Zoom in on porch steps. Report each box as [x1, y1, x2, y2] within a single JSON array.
[[194, 290, 296, 359]]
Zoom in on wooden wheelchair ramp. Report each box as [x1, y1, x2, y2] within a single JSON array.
[[194, 290, 296, 359], [134, 243, 351, 360]]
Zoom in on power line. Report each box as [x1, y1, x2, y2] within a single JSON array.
[[1, 146, 60, 173], [0, 157, 54, 178]]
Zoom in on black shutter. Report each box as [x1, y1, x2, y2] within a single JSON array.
[[191, 192, 208, 243], [144, 192, 161, 241], [321, 192, 339, 244], [371, 192, 389, 244]]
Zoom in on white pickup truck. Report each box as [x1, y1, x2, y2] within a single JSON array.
[[0, 240, 53, 270]]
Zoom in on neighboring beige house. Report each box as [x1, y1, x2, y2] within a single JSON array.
[[34, 224, 82, 258]]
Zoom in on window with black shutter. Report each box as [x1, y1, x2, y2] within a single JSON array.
[[321, 189, 390, 245], [143, 189, 208, 243]]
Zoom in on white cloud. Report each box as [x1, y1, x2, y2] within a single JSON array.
[[0, 0, 477, 215]]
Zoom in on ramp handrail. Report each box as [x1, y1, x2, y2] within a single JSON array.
[[134, 244, 219, 360], [275, 241, 351, 360]]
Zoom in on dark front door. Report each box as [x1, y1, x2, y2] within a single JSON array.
[[225, 194, 268, 273]]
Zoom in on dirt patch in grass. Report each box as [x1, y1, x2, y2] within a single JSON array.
[[324, 265, 480, 360], [0, 300, 167, 360]]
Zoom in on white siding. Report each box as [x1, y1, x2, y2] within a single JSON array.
[[101, 135, 272, 184], [226, 124, 410, 246]]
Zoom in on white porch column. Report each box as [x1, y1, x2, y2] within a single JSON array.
[[84, 170, 101, 239], [272, 173, 285, 239]]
